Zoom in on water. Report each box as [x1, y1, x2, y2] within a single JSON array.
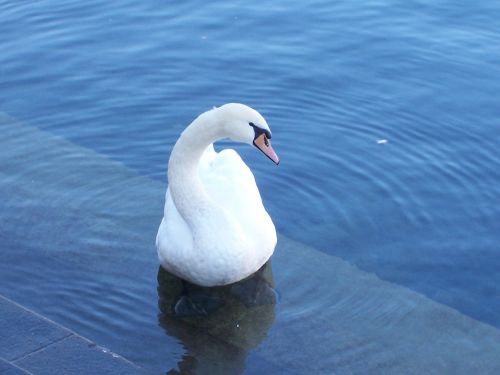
[[1, 0, 500, 373]]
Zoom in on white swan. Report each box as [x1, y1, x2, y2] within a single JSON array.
[[156, 103, 279, 287]]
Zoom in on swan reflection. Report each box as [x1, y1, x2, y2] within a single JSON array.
[[157, 262, 276, 375]]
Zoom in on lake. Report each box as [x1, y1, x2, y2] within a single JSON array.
[[1, 0, 500, 374]]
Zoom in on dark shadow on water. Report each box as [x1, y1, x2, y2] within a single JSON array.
[[157, 262, 277, 375]]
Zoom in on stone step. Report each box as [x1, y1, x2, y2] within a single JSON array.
[[0, 295, 149, 375]]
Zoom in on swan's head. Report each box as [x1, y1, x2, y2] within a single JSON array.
[[215, 103, 279, 165]]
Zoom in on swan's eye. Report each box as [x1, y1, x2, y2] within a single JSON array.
[[249, 122, 272, 140]]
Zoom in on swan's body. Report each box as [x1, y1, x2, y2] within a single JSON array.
[[156, 104, 279, 287]]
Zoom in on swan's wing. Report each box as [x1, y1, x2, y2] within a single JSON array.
[[156, 187, 193, 272], [199, 147, 269, 232], [158, 145, 259, 259], [158, 145, 274, 259]]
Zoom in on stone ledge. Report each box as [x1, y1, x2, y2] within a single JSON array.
[[0, 295, 149, 375], [0, 358, 32, 375]]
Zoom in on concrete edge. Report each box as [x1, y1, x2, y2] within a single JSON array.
[[0, 294, 150, 374]]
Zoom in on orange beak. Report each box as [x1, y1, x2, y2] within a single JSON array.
[[253, 133, 280, 165]]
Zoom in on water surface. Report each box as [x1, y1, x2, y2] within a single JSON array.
[[1, 0, 500, 373]]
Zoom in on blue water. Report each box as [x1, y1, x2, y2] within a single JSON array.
[[1, 0, 500, 372]]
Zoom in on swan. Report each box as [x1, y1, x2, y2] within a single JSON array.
[[156, 103, 279, 287]]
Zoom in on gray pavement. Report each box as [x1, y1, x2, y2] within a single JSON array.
[[0, 295, 148, 375]]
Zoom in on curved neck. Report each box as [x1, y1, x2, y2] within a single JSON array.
[[168, 110, 223, 228]]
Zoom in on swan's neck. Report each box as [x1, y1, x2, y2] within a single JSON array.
[[168, 110, 223, 227]]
